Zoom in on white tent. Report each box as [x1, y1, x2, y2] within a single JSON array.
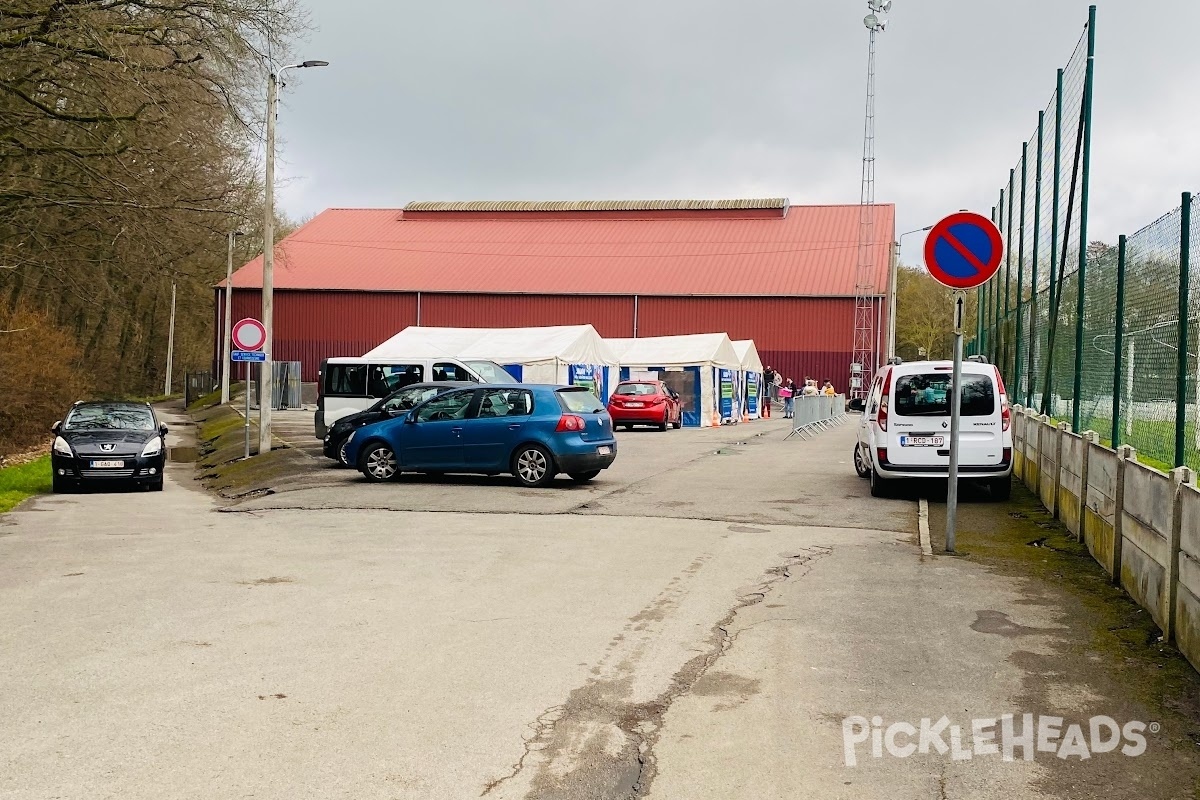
[[365, 325, 619, 391], [607, 334, 741, 427], [732, 340, 765, 420]]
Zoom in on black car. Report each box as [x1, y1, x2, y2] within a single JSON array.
[[322, 381, 473, 465], [51, 401, 169, 492]]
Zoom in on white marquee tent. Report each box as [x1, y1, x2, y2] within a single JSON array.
[[732, 340, 765, 420], [365, 325, 619, 393], [607, 333, 741, 427]]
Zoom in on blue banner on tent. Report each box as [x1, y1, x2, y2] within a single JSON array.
[[746, 372, 759, 415], [719, 369, 734, 420]]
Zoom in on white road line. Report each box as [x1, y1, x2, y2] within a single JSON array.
[[918, 498, 933, 557]]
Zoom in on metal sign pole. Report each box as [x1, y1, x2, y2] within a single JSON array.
[[946, 291, 966, 553], [245, 363, 252, 459]]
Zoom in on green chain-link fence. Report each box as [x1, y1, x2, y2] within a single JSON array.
[[973, 5, 1199, 471]]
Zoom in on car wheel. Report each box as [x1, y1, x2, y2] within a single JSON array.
[[337, 439, 352, 467], [569, 470, 601, 483], [853, 445, 871, 479], [52, 475, 73, 494], [673, 412, 683, 429], [512, 444, 556, 488], [658, 417, 669, 432], [359, 443, 399, 482], [989, 475, 1012, 502]]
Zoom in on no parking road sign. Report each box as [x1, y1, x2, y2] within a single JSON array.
[[231, 317, 267, 352], [923, 212, 1004, 290]]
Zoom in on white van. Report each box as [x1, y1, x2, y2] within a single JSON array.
[[853, 357, 1013, 499], [314, 357, 517, 438]]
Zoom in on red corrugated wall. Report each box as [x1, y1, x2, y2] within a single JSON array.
[[419, 294, 635, 337], [215, 290, 882, 390]]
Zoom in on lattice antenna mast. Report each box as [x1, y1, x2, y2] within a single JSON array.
[[850, 1, 891, 400]]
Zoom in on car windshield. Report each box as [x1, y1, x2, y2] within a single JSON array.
[[894, 373, 995, 417], [557, 388, 605, 413], [465, 361, 519, 384], [64, 405, 155, 431], [614, 383, 658, 396]]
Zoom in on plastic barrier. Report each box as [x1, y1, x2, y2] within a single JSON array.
[[785, 394, 847, 440]]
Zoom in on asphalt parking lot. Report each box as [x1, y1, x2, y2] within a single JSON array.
[[7, 408, 1192, 799]]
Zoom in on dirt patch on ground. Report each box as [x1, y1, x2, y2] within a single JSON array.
[[928, 485, 1200, 800]]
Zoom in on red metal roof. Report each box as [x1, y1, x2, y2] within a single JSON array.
[[230, 203, 895, 297]]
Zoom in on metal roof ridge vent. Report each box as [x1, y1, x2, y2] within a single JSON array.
[[402, 198, 789, 213]]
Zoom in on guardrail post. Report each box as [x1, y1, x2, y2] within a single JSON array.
[[1079, 431, 1099, 543], [1166, 467, 1194, 643], [1113, 445, 1136, 586], [1054, 421, 1071, 519]]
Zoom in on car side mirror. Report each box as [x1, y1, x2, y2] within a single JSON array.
[[405, 412, 418, 424], [847, 398, 866, 413], [51, 420, 61, 433], [160, 423, 169, 436]]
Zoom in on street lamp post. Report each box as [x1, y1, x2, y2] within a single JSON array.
[[221, 229, 245, 405], [260, 59, 328, 454], [889, 225, 933, 358]]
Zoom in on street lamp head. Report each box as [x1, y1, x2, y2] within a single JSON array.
[[300, 60, 329, 68], [864, 13, 887, 31]]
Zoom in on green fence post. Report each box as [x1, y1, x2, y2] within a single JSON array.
[[1029, 110, 1044, 407], [1005, 169, 1015, 378], [1044, 68, 1064, 414], [1072, 4, 1097, 434], [994, 195, 1004, 364], [1016, 142, 1027, 402], [1177, 192, 1192, 468], [1113, 234, 1127, 448]]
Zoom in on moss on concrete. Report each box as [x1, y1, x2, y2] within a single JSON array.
[[193, 405, 309, 498]]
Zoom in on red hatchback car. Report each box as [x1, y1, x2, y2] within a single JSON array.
[[607, 381, 683, 431]]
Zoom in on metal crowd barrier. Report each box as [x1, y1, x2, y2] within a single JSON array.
[[785, 394, 848, 440]]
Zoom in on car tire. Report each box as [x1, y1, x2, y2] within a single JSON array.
[[989, 475, 1012, 502], [336, 438, 352, 467], [359, 442, 400, 482], [853, 445, 871, 479], [52, 475, 73, 494], [658, 418, 669, 432], [569, 470, 601, 483], [672, 415, 683, 430], [512, 444, 556, 488]]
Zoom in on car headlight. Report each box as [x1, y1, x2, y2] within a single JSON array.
[[53, 436, 73, 457], [141, 437, 163, 457]]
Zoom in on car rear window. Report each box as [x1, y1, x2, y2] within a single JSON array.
[[557, 388, 606, 413], [614, 382, 658, 396], [894, 373, 995, 417]]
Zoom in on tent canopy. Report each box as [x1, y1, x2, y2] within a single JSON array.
[[365, 325, 619, 366], [607, 333, 741, 369], [732, 340, 764, 373]]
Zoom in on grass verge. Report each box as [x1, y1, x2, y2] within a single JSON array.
[[194, 404, 310, 499], [0, 456, 52, 512]]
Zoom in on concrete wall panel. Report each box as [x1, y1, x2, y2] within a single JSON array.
[[1084, 446, 1118, 575]]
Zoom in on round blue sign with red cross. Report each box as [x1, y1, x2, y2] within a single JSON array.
[[923, 212, 1004, 290]]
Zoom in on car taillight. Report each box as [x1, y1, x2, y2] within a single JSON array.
[[995, 367, 1011, 431], [877, 368, 892, 432], [556, 414, 586, 432], [650, 396, 666, 405], [1002, 447, 1012, 464], [877, 447, 889, 466]]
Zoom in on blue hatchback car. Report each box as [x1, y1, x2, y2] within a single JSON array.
[[344, 384, 617, 488]]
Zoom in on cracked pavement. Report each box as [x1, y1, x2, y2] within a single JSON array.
[[3, 413, 1193, 798]]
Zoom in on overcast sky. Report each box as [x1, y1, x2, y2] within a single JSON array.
[[273, 1, 1200, 266]]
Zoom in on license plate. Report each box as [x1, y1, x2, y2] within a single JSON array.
[[90, 460, 125, 468], [900, 436, 944, 448], [625, 402, 644, 408], [597, 446, 612, 455]]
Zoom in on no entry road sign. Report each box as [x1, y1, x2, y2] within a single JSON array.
[[231, 317, 266, 352], [924, 212, 1004, 290]]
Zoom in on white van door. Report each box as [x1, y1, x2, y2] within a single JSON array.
[[886, 368, 1003, 468]]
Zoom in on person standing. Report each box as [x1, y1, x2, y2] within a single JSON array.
[[782, 378, 797, 419], [761, 367, 773, 418], [822, 380, 837, 396]]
